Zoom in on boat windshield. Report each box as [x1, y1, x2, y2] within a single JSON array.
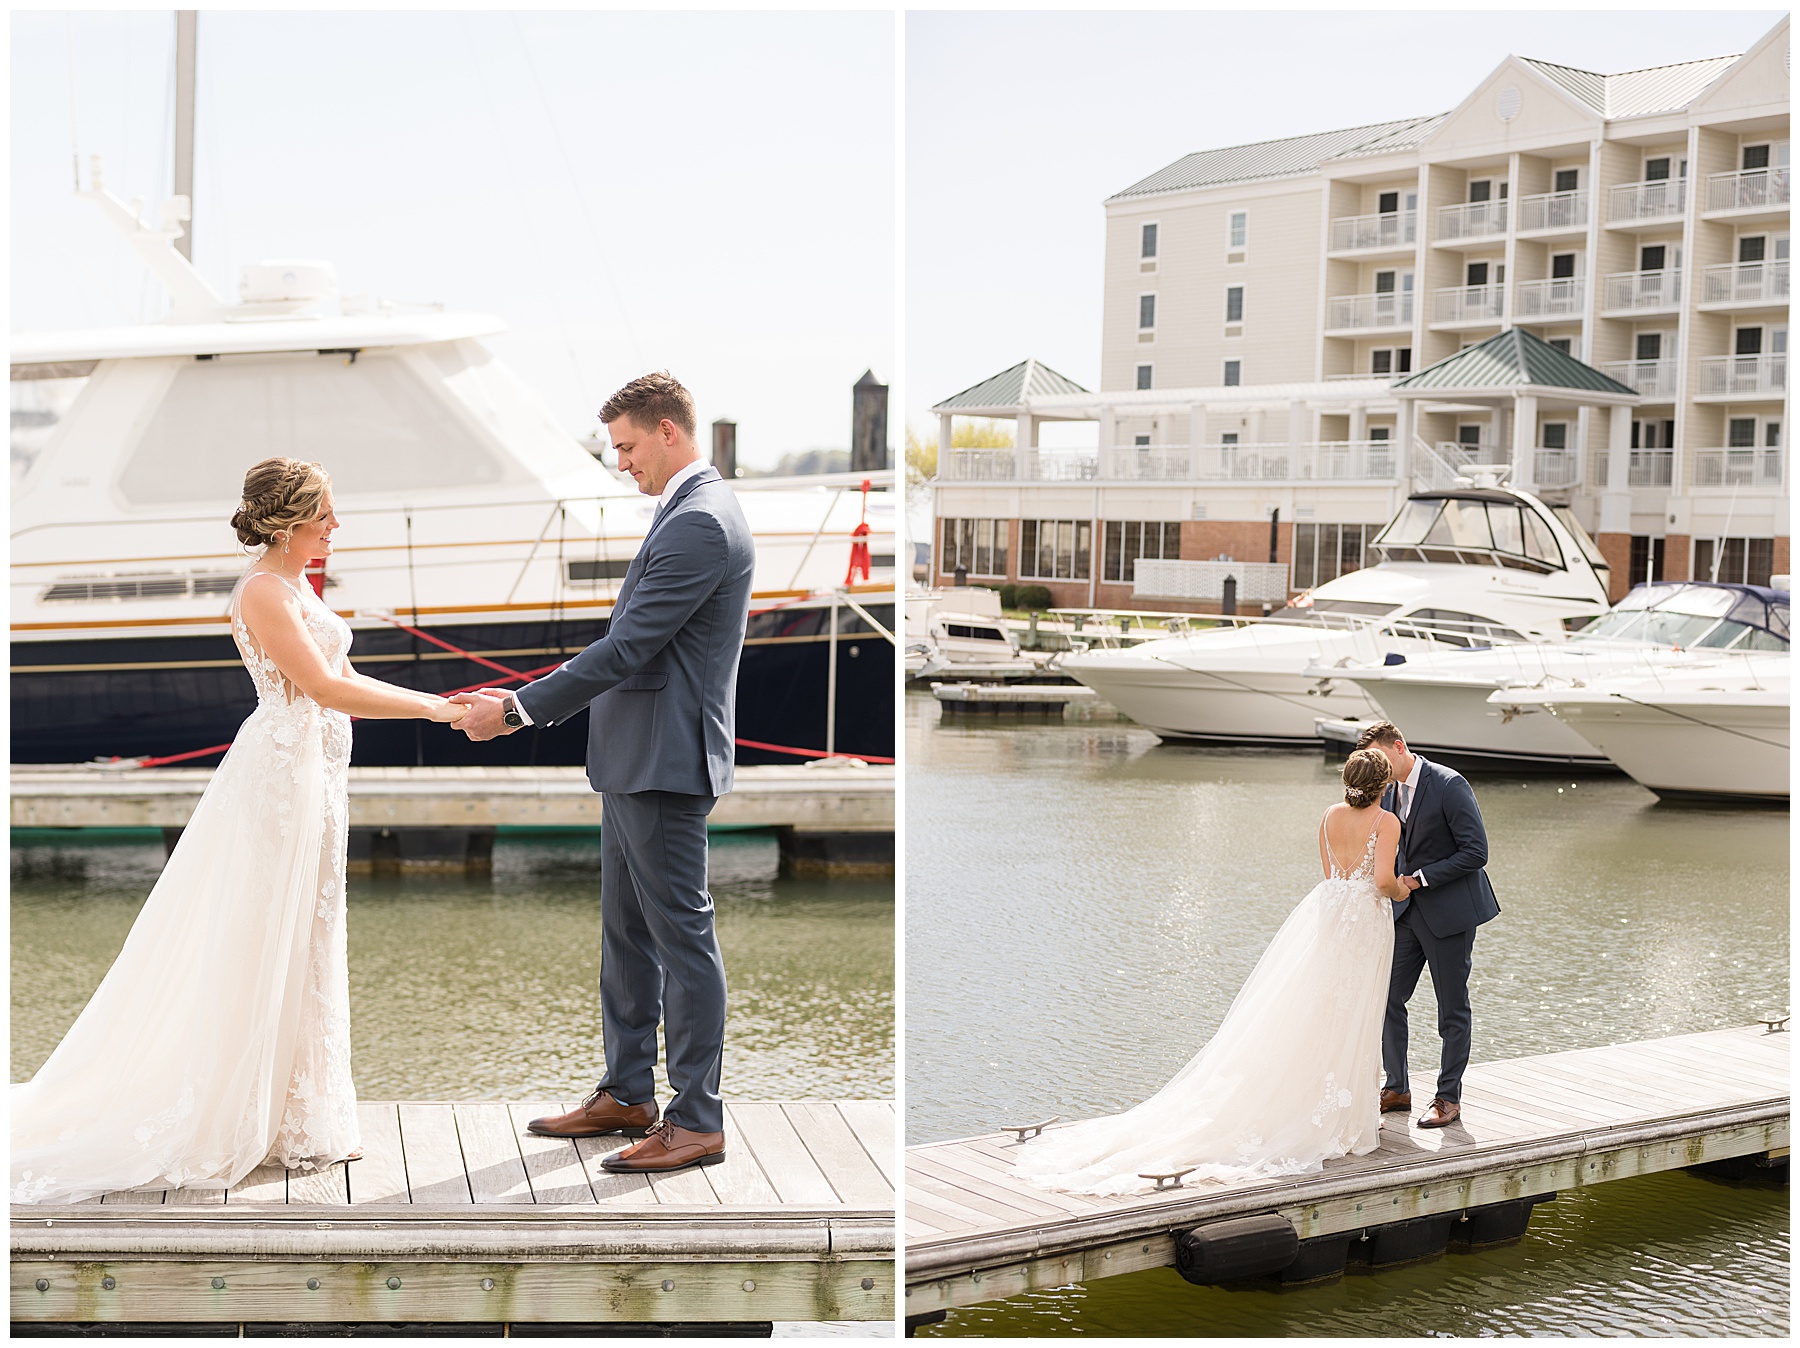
[[1372, 495, 1566, 573], [1265, 598, 1401, 630], [1386, 608, 1530, 649], [1573, 582, 1790, 651]]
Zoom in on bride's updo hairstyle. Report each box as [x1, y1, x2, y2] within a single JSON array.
[[1342, 747, 1393, 809], [231, 458, 331, 549]]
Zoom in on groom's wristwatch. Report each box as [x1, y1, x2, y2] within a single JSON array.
[[502, 697, 525, 730]]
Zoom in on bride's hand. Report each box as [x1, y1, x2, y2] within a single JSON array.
[[429, 699, 468, 724]]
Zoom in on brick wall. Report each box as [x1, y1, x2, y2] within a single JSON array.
[[1662, 534, 1691, 582], [1594, 532, 1633, 602], [1178, 519, 1292, 567]]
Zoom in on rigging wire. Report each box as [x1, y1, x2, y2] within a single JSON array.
[[506, 11, 647, 371]]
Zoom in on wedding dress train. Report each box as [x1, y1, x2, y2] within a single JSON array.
[[12, 573, 361, 1203], [1014, 820, 1395, 1196]]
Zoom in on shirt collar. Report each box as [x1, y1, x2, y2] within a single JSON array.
[[1402, 756, 1424, 791], [658, 458, 708, 510]]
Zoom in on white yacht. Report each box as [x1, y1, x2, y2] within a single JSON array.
[[12, 167, 896, 768], [905, 588, 1051, 681], [1315, 582, 1790, 771], [1496, 655, 1790, 805], [1060, 480, 1612, 745]]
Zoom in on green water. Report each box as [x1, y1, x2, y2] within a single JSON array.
[[905, 692, 1788, 1337], [13, 829, 893, 1103]]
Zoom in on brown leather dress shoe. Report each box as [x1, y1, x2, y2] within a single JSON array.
[[1379, 1089, 1412, 1113], [526, 1089, 658, 1139], [1417, 1097, 1461, 1128], [599, 1119, 726, 1173]]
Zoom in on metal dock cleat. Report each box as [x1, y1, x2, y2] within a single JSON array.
[[1759, 1010, 1789, 1033], [1000, 1117, 1059, 1142], [1139, 1167, 1196, 1192]]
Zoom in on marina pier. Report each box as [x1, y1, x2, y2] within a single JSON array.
[[10, 762, 894, 879], [11, 1098, 894, 1329], [904, 1025, 1787, 1326]]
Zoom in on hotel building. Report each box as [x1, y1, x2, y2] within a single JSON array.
[[931, 19, 1789, 611]]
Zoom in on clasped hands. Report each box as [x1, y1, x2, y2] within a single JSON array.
[[445, 688, 523, 742]]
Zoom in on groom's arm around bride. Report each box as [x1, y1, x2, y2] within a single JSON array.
[[454, 372, 755, 1174]]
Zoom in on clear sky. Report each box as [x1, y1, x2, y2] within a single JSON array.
[[907, 8, 1786, 451], [11, 9, 896, 472]]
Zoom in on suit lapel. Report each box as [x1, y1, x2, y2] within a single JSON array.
[[1401, 757, 1433, 850], [614, 466, 720, 614]]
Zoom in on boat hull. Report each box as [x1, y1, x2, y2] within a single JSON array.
[[11, 605, 894, 769], [1537, 695, 1788, 804], [1066, 657, 1383, 745], [1348, 675, 1617, 773]]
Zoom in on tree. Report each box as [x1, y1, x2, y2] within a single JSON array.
[[906, 419, 1014, 512]]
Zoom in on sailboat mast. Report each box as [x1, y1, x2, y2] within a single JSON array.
[[173, 10, 196, 261]]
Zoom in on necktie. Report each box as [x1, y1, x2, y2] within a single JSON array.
[[1399, 783, 1411, 820]]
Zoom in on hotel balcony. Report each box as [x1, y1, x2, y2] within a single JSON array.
[[1435, 199, 1508, 244], [1606, 178, 1687, 228], [1533, 448, 1582, 489], [1515, 189, 1589, 236], [1432, 283, 1505, 326], [942, 442, 1402, 483], [1692, 446, 1785, 488], [1598, 358, 1681, 399], [1600, 268, 1682, 315], [1699, 259, 1789, 309], [1514, 276, 1584, 318], [1704, 167, 1790, 221], [1324, 290, 1414, 333], [1592, 450, 1676, 489], [1695, 354, 1787, 399], [1327, 209, 1418, 255]]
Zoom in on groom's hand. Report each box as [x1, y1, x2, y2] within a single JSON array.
[[1401, 875, 1424, 892], [449, 691, 515, 741]]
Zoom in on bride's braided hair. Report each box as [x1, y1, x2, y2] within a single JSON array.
[[1342, 747, 1393, 809], [231, 458, 331, 548]]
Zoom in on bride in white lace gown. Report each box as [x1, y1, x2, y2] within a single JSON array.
[[12, 459, 467, 1205], [1013, 749, 1411, 1196]]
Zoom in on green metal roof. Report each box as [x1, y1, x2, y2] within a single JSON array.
[[1392, 328, 1639, 397], [932, 359, 1089, 412]]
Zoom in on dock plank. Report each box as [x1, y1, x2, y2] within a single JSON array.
[[163, 1186, 225, 1207], [707, 1103, 784, 1206], [838, 1100, 896, 1186], [508, 1102, 595, 1205], [732, 1101, 840, 1206], [783, 1102, 893, 1206], [453, 1102, 534, 1205], [573, 1135, 659, 1205], [350, 1102, 410, 1204], [397, 1103, 471, 1205], [225, 1162, 286, 1205], [286, 1162, 349, 1205]]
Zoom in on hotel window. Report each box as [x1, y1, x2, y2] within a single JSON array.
[[1228, 211, 1248, 249], [1138, 294, 1156, 330], [1370, 348, 1412, 375], [1548, 337, 1572, 355], [1019, 519, 1091, 580], [1743, 144, 1772, 171], [939, 517, 1010, 578], [1541, 423, 1569, 451], [1467, 178, 1507, 202], [1103, 520, 1182, 583], [1551, 252, 1577, 279], [1291, 523, 1375, 592], [1628, 536, 1665, 587], [1225, 286, 1244, 322], [1136, 364, 1153, 390], [1553, 168, 1580, 193], [1694, 536, 1775, 587], [1141, 222, 1158, 259], [1222, 359, 1241, 387]]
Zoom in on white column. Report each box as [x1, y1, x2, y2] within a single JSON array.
[[1015, 413, 1036, 479], [1098, 407, 1116, 480], [1396, 399, 1414, 484], [938, 413, 954, 479], [1348, 404, 1368, 445], [1512, 393, 1538, 491], [1188, 404, 1205, 479], [1599, 402, 1633, 533]]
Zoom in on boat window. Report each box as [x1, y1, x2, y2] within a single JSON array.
[[117, 352, 506, 506], [1373, 496, 1565, 571], [945, 623, 1005, 642], [1521, 510, 1563, 567], [1487, 506, 1525, 557], [1655, 586, 1738, 618], [1733, 626, 1790, 652], [1379, 499, 1442, 546], [1389, 608, 1527, 648], [1551, 507, 1609, 571], [1309, 599, 1401, 617]]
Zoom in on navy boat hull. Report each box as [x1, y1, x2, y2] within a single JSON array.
[[11, 603, 894, 768]]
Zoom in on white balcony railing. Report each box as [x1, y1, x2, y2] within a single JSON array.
[[1436, 199, 1509, 241], [1629, 450, 1675, 487], [1705, 167, 1791, 214], [1433, 283, 1505, 324], [942, 447, 1021, 481], [1601, 269, 1682, 312], [1697, 354, 1788, 397], [1701, 259, 1789, 305], [1194, 440, 1399, 482], [1325, 291, 1415, 330], [1533, 449, 1582, 488], [1515, 276, 1584, 317], [1608, 178, 1687, 222], [1516, 189, 1589, 232], [1328, 209, 1418, 252], [1599, 359, 1681, 398], [1102, 445, 1194, 480], [1692, 447, 1785, 487]]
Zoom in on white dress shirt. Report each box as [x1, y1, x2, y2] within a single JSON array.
[[511, 457, 709, 727], [1398, 756, 1427, 886]]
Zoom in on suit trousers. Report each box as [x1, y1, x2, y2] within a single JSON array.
[[1382, 903, 1477, 1104], [595, 790, 727, 1133]]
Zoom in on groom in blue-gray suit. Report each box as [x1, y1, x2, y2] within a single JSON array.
[[1357, 721, 1500, 1130], [454, 372, 754, 1173]]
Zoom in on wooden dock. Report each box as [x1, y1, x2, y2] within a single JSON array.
[[12, 1098, 893, 1327], [11, 762, 894, 878], [932, 684, 1100, 716], [904, 1025, 1788, 1319]]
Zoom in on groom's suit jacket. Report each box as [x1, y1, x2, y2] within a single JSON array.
[[516, 465, 754, 798], [1384, 755, 1501, 940]]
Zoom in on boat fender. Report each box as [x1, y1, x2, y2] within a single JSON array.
[[1384, 652, 1406, 665], [1174, 1213, 1299, 1284]]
